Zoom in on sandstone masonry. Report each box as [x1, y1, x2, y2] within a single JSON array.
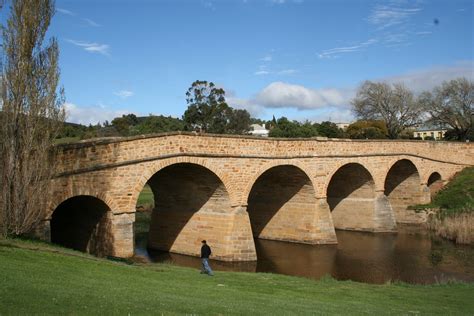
[[42, 133, 473, 261]]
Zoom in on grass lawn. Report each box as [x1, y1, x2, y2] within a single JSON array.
[[135, 185, 153, 244], [416, 167, 474, 216], [0, 238, 473, 315], [137, 184, 154, 209], [412, 167, 474, 243], [54, 136, 81, 144], [433, 166, 474, 216]]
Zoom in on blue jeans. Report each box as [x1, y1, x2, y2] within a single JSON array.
[[201, 258, 213, 275]]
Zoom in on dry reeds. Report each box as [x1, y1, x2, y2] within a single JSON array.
[[427, 212, 474, 244]]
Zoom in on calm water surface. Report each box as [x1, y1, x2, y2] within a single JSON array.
[[135, 225, 474, 284]]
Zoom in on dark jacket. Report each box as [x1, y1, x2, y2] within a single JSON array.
[[201, 244, 211, 259]]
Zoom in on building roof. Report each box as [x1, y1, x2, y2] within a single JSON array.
[[415, 124, 448, 132]]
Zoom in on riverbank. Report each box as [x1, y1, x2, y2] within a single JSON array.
[[427, 212, 473, 244], [0, 238, 473, 315], [417, 167, 474, 244]]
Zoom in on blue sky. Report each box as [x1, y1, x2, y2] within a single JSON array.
[[45, 0, 474, 124]]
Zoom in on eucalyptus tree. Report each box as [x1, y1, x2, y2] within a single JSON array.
[[183, 80, 251, 134]]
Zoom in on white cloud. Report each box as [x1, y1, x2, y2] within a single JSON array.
[[227, 96, 265, 117], [368, 3, 422, 30], [260, 54, 273, 62], [228, 62, 473, 119], [318, 39, 377, 59], [415, 31, 432, 36], [364, 1, 426, 49], [56, 8, 74, 16], [306, 108, 355, 124], [255, 82, 349, 110], [254, 70, 270, 76], [320, 2, 423, 59], [269, 0, 304, 4], [64, 103, 134, 125], [254, 68, 298, 76], [383, 32, 407, 44], [382, 61, 474, 93], [278, 69, 298, 75], [114, 90, 134, 99], [201, 0, 216, 10], [83, 18, 101, 27], [67, 39, 110, 56]]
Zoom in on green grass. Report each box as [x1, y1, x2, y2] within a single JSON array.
[[54, 136, 81, 144], [134, 210, 151, 246], [137, 184, 154, 208], [1, 238, 473, 315], [413, 167, 474, 217], [135, 185, 153, 244], [135, 210, 152, 234], [432, 167, 474, 216]]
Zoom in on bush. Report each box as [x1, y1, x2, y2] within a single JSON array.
[[346, 120, 387, 139]]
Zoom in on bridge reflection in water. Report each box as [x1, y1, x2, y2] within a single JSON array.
[[135, 226, 474, 285]]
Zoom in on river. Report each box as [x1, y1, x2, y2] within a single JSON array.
[[134, 225, 474, 284]]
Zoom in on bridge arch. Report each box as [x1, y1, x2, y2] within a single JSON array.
[[246, 163, 320, 243], [242, 161, 314, 204], [427, 172, 443, 200], [48, 189, 118, 219], [50, 195, 113, 256], [130, 156, 234, 211], [326, 163, 377, 231], [133, 160, 255, 260], [384, 159, 423, 223]]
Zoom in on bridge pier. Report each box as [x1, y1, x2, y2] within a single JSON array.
[[148, 206, 257, 262], [225, 206, 258, 261], [373, 191, 397, 232], [314, 198, 338, 244], [248, 196, 338, 245], [251, 198, 338, 245], [420, 184, 432, 204], [385, 159, 428, 224], [247, 165, 337, 245], [110, 212, 135, 258]]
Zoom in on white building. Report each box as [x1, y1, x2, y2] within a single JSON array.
[[413, 125, 448, 140], [249, 124, 269, 137], [335, 122, 350, 130]]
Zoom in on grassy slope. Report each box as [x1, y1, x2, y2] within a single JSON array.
[[423, 167, 474, 215], [1, 239, 473, 315], [53, 136, 81, 144]]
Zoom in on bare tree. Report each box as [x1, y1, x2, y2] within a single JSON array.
[[352, 81, 424, 139], [418, 78, 473, 141], [0, 0, 65, 237]]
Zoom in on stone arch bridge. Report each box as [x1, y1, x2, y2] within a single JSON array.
[[40, 133, 473, 262]]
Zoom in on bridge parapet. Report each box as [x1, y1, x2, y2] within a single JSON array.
[[55, 132, 473, 175]]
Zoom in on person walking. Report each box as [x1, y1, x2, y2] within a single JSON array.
[[200, 240, 214, 276]]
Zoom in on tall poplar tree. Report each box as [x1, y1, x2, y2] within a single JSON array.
[[0, 0, 65, 237]]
